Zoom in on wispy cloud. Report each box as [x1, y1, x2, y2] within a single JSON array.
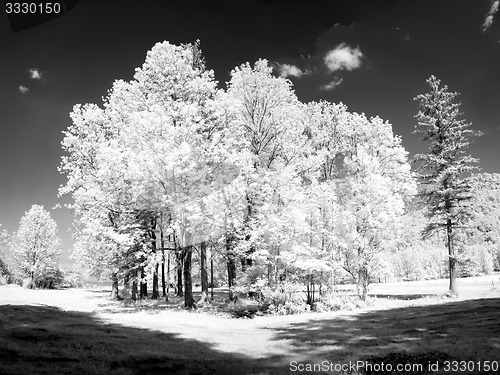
[[324, 43, 363, 73], [18, 85, 29, 94], [482, 0, 499, 31], [395, 27, 411, 41], [276, 63, 310, 78], [28, 68, 42, 79], [321, 77, 344, 91]]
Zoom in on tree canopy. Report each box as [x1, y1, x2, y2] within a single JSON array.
[[413, 75, 482, 295], [58, 41, 495, 306], [10, 205, 61, 289]]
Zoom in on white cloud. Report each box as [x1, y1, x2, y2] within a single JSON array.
[[321, 77, 344, 91], [483, 15, 494, 31], [483, 0, 499, 31], [276, 63, 310, 78], [28, 68, 42, 79], [18, 85, 29, 94], [324, 43, 363, 73]]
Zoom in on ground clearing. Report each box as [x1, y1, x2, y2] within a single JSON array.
[[1, 274, 499, 374]]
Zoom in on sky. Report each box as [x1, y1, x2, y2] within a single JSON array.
[[1, 0, 499, 269]]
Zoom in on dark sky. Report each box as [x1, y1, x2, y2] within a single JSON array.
[[1, 0, 499, 268]]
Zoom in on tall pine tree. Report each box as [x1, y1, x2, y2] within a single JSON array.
[[413, 75, 482, 295]]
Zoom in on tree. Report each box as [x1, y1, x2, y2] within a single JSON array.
[[413, 75, 482, 295], [58, 38, 425, 307], [303, 102, 415, 300], [109, 40, 224, 308], [60, 40, 225, 308], [389, 208, 446, 281], [0, 226, 8, 261], [462, 173, 500, 273], [224, 59, 309, 295], [11, 205, 62, 288], [0, 227, 13, 285], [335, 114, 415, 300]]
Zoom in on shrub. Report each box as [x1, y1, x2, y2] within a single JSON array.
[[389, 244, 446, 281], [267, 292, 310, 315], [313, 292, 368, 312], [232, 265, 269, 299], [35, 268, 64, 288], [22, 277, 34, 289], [0, 259, 14, 285], [62, 270, 85, 288], [261, 287, 286, 306], [459, 245, 494, 277]]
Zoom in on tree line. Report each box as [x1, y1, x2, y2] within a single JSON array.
[[2, 40, 497, 309], [57, 40, 497, 305]]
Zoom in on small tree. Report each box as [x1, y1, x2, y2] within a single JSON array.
[[413, 75, 482, 295], [11, 205, 62, 288], [0, 229, 13, 285], [0, 226, 8, 262]]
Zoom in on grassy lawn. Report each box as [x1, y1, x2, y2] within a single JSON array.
[[0, 274, 499, 374]]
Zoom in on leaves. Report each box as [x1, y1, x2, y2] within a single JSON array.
[[59, 40, 417, 299], [10, 205, 61, 285], [413, 75, 482, 237]]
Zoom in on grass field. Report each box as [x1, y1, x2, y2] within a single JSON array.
[[1, 274, 499, 374]]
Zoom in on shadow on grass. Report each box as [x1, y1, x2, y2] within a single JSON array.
[[85, 289, 112, 295], [368, 293, 438, 300], [4, 298, 499, 374], [0, 304, 277, 375], [268, 298, 500, 374], [95, 289, 268, 318]]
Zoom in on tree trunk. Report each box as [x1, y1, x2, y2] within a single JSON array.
[[274, 246, 280, 289], [150, 216, 159, 300], [183, 245, 196, 309], [306, 274, 315, 306], [161, 228, 166, 298], [226, 232, 237, 301], [199, 241, 209, 304], [227, 255, 236, 300], [166, 248, 171, 301], [176, 249, 183, 297], [172, 231, 183, 297], [29, 271, 35, 289], [357, 267, 369, 301], [110, 272, 120, 300], [161, 254, 166, 297], [210, 253, 214, 301], [152, 263, 159, 299], [241, 192, 256, 270], [131, 271, 138, 301], [140, 267, 147, 299], [447, 218, 458, 295], [122, 272, 130, 299]]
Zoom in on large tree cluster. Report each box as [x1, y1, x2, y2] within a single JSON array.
[[59, 41, 452, 305]]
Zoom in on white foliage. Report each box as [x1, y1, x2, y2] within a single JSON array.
[[59, 40, 416, 297], [11, 205, 61, 284]]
